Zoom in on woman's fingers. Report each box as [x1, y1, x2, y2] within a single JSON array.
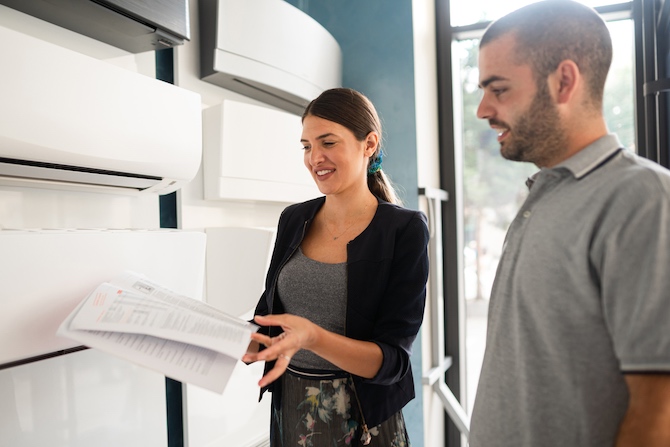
[[245, 314, 312, 386], [243, 340, 295, 387], [258, 355, 291, 387], [242, 331, 294, 363], [250, 332, 273, 347]]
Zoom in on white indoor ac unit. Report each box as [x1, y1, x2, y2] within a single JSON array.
[[0, 0, 190, 53], [0, 25, 202, 195], [203, 99, 320, 203], [199, 0, 342, 115]]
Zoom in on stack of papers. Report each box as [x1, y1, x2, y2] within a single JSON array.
[[58, 271, 258, 393]]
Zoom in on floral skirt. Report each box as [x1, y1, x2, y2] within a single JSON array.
[[270, 366, 411, 447]]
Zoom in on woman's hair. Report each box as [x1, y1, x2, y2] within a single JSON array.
[[302, 87, 400, 205]]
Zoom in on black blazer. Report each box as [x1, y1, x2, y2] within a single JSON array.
[[254, 196, 430, 427]]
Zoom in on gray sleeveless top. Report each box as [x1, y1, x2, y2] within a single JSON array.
[[276, 248, 346, 370]]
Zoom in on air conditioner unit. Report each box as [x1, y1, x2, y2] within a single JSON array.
[[0, 25, 202, 195], [199, 0, 342, 115], [203, 99, 320, 203], [0, 0, 190, 53]]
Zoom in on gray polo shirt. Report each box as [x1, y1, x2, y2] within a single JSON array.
[[470, 134, 670, 446]]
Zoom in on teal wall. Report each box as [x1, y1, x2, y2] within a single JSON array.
[[285, 1, 424, 445]]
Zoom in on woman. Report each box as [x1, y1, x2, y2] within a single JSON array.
[[243, 88, 429, 447]]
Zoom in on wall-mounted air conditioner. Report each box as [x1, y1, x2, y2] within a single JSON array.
[[203, 99, 320, 203], [0, 0, 190, 52], [0, 25, 202, 195], [199, 0, 342, 115]]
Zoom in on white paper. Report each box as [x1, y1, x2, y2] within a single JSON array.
[[58, 271, 257, 394]]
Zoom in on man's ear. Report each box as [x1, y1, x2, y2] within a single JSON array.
[[550, 59, 580, 104]]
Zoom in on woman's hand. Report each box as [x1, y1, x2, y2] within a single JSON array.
[[242, 340, 260, 365], [242, 314, 319, 387]]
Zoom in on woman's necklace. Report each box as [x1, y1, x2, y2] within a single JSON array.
[[324, 203, 370, 240], [326, 220, 358, 240]]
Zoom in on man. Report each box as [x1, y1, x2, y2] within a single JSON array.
[[470, 1, 670, 446]]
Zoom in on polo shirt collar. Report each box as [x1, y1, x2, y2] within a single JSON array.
[[526, 134, 622, 189], [554, 134, 623, 179]]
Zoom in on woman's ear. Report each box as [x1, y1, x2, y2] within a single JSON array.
[[364, 132, 379, 157]]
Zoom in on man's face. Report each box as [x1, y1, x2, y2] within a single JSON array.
[[477, 33, 567, 167]]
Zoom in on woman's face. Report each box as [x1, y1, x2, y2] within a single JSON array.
[[301, 115, 377, 197]]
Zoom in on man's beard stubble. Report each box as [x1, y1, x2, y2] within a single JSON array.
[[498, 82, 568, 168]]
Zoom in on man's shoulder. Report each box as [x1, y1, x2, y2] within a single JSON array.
[[585, 150, 670, 221], [610, 150, 670, 194]]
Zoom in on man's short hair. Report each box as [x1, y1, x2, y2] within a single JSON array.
[[481, 0, 612, 109]]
